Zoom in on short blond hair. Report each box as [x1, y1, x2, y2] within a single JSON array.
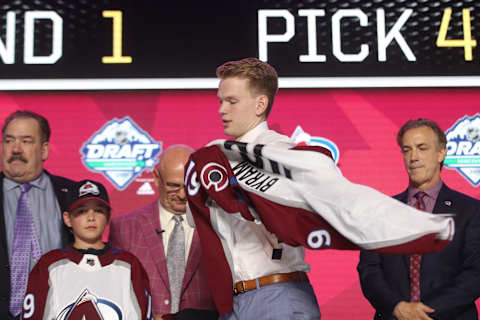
[[216, 58, 278, 118]]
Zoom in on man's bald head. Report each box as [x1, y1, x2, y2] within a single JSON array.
[[154, 145, 194, 214], [157, 145, 193, 175]]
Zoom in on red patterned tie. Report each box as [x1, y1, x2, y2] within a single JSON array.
[[409, 191, 426, 302]]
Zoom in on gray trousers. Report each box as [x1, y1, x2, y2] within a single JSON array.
[[220, 281, 321, 320]]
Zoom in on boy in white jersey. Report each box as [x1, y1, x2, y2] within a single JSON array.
[[21, 180, 153, 320]]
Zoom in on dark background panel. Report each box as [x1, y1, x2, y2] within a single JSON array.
[[0, 1, 479, 79]]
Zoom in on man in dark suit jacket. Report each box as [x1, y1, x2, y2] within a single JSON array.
[[357, 118, 480, 320], [109, 145, 216, 320], [0, 110, 76, 319]]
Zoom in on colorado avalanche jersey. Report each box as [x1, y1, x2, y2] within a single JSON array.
[[21, 245, 153, 320]]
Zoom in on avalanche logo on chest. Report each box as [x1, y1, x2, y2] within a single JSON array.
[[81, 117, 162, 190], [57, 289, 122, 320], [444, 114, 480, 187]]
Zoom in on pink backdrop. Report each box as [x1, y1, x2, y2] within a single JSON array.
[[1, 88, 479, 318]]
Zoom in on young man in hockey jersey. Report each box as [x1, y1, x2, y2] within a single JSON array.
[[21, 180, 153, 320], [209, 58, 321, 319]]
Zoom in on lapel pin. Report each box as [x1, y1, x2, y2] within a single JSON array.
[[444, 200, 452, 206], [61, 188, 68, 192]]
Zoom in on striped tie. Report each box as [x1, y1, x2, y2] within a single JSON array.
[[409, 191, 426, 302]]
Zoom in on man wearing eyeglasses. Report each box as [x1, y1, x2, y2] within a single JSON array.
[[109, 145, 217, 320]]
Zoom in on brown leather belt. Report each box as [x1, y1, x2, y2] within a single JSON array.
[[234, 271, 308, 295]]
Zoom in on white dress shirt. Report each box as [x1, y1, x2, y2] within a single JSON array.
[[208, 122, 310, 283], [159, 203, 194, 261]]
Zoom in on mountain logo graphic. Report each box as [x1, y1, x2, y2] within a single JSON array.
[[291, 125, 340, 164], [445, 114, 480, 187]]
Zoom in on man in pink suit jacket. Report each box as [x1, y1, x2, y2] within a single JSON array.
[[109, 146, 216, 320]]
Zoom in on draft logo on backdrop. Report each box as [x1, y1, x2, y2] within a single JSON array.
[[444, 114, 480, 187], [291, 126, 340, 164], [81, 117, 162, 190]]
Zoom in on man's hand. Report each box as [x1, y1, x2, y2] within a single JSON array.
[[154, 314, 163, 320], [393, 301, 435, 320]]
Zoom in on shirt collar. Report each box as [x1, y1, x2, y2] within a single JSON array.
[[4, 171, 48, 191], [407, 180, 443, 200], [237, 121, 269, 143], [72, 242, 110, 255], [159, 202, 185, 222]]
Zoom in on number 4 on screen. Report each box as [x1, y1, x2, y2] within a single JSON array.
[[437, 8, 477, 61]]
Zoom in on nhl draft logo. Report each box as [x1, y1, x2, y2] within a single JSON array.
[[445, 114, 480, 187], [57, 289, 122, 320], [81, 117, 162, 190], [291, 126, 340, 164]]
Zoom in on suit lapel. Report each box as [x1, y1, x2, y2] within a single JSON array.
[[0, 174, 9, 283], [419, 184, 455, 284], [0, 174, 7, 260], [137, 202, 203, 295], [47, 171, 70, 212], [395, 190, 411, 271], [140, 201, 170, 289], [47, 171, 75, 245], [432, 184, 456, 215], [181, 229, 201, 293]]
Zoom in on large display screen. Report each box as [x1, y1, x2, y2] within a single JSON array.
[[1, 0, 480, 89], [1, 88, 478, 318]]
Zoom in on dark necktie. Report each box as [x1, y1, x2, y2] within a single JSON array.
[[167, 215, 185, 313], [9, 183, 42, 316], [410, 191, 426, 302]]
